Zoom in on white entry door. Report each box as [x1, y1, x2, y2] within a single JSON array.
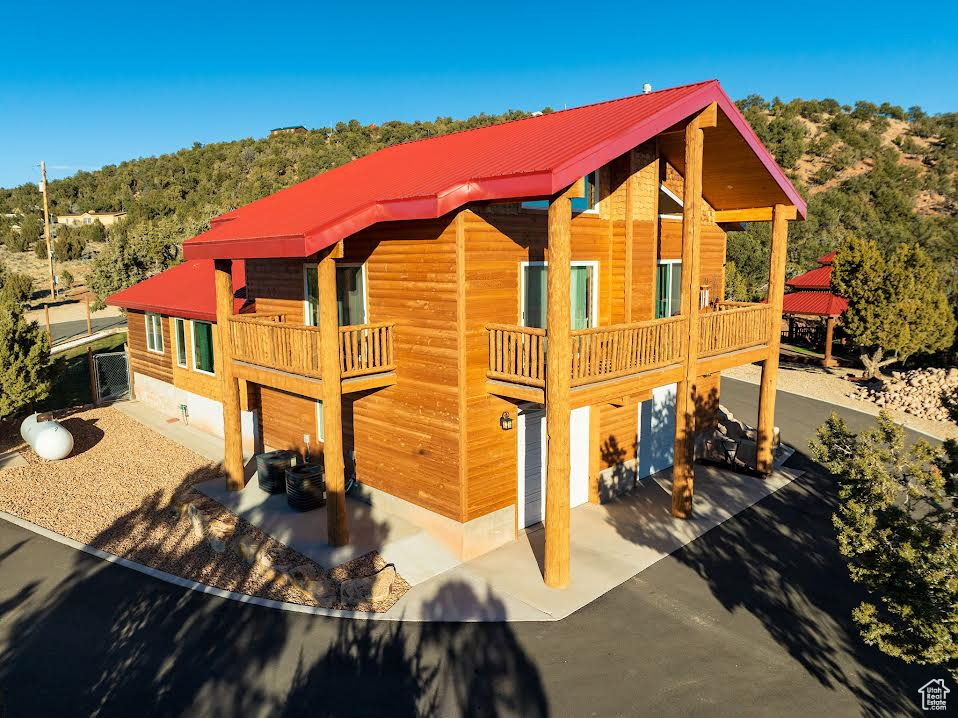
[[517, 406, 590, 528], [636, 383, 677, 479]]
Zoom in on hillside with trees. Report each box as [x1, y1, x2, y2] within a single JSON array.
[[0, 95, 955, 333]]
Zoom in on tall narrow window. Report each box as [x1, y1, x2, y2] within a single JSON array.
[[174, 318, 187, 367], [192, 321, 215, 375], [655, 262, 682, 318], [145, 313, 164, 353]]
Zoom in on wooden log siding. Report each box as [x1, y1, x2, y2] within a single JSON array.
[[339, 322, 396, 377], [696, 303, 770, 358]]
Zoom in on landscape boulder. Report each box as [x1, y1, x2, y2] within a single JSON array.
[[340, 564, 397, 606]]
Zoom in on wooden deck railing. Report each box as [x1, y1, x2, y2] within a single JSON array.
[[229, 316, 396, 380], [697, 302, 770, 358], [486, 324, 547, 388], [339, 322, 396, 378], [570, 316, 686, 387], [487, 305, 773, 390], [229, 315, 323, 377], [485, 316, 687, 388]]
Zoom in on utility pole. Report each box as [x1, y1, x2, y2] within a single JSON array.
[[40, 161, 55, 300]]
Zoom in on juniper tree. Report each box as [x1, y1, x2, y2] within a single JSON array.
[[0, 299, 52, 418], [831, 237, 955, 378], [812, 412, 958, 678]]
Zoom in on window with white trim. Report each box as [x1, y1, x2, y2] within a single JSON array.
[[522, 171, 600, 213], [145, 313, 164, 353], [655, 261, 682, 318], [191, 321, 215, 375], [174, 318, 187, 367]]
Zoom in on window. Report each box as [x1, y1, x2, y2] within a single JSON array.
[[304, 264, 368, 327], [191, 321, 215, 375], [521, 262, 597, 330], [83, 217, 92, 225], [655, 261, 682, 318], [174, 318, 187, 367], [316, 401, 325, 442], [658, 183, 684, 219], [145, 313, 164, 353], [522, 172, 600, 213]]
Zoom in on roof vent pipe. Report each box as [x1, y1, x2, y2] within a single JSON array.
[[642, 83, 652, 94]]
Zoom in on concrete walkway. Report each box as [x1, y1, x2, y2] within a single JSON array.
[[114, 398, 801, 622]]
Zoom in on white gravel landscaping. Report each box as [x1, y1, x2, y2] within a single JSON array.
[[0, 406, 409, 612], [723, 363, 958, 441]]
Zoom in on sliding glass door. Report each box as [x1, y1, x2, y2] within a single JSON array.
[[522, 263, 595, 330], [305, 264, 367, 327]]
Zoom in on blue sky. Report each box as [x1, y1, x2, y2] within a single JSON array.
[[2, 0, 956, 188]]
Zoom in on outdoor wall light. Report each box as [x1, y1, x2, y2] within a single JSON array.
[[500, 411, 513, 431]]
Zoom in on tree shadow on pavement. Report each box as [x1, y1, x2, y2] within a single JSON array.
[[0, 460, 547, 717]]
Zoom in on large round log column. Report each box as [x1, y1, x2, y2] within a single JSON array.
[[543, 179, 581, 589], [671, 107, 711, 519], [318, 244, 349, 547], [756, 205, 791, 476], [214, 259, 245, 491]]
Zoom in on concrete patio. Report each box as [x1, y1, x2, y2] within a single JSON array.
[[117, 399, 801, 622]]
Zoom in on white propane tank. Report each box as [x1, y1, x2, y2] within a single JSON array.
[[32, 422, 74, 461], [20, 413, 40, 443]]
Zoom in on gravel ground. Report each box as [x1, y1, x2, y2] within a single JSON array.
[[0, 407, 408, 612], [723, 363, 958, 441]]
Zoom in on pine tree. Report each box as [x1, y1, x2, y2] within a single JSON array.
[[832, 237, 956, 378], [0, 300, 52, 418], [812, 412, 958, 678]]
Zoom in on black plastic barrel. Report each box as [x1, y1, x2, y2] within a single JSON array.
[[286, 464, 326, 511], [256, 450, 297, 494]]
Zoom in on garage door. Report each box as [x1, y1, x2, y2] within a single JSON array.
[[517, 405, 590, 528]]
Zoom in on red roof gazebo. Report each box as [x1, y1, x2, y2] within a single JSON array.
[[782, 252, 847, 366]]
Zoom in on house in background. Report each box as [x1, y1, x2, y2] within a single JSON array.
[[109, 80, 805, 589], [782, 251, 848, 366], [269, 126, 307, 137], [56, 210, 127, 227]]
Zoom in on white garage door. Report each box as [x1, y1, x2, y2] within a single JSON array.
[[636, 383, 677, 479], [517, 406, 590, 528]]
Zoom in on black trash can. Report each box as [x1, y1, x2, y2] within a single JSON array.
[[256, 450, 297, 494], [286, 463, 326, 511]]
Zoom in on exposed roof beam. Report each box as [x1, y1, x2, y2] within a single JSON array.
[[713, 206, 797, 223]]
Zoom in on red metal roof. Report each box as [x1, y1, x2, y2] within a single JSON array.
[[781, 291, 848, 317], [816, 251, 836, 265], [786, 264, 832, 290], [183, 80, 807, 260], [105, 260, 247, 322]]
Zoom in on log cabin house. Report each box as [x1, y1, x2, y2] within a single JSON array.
[[108, 80, 806, 588]]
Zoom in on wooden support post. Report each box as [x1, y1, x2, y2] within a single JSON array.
[[623, 152, 635, 324], [124, 342, 135, 400], [44, 304, 52, 347], [756, 205, 791, 476], [543, 180, 580, 589], [822, 316, 835, 368], [319, 245, 349, 547], [85, 296, 93, 336], [214, 259, 245, 491], [671, 112, 707, 519], [87, 347, 97, 405]]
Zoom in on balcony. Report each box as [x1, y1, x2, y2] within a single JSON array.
[[486, 302, 771, 406], [228, 313, 396, 396]]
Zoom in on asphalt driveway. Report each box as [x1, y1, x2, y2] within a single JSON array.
[[0, 378, 951, 717]]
